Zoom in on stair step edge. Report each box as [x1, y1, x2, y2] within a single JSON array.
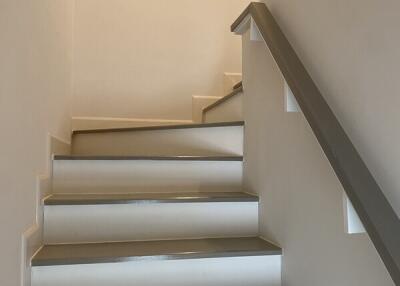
[[44, 192, 258, 205], [53, 155, 244, 161], [73, 120, 244, 135], [32, 237, 281, 266]]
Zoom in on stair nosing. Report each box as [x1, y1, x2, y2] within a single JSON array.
[[32, 249, 281, 266], [72, 120, 244, 135], [53, 155, 244, 161], [44, 192, 259, 205], [31, 237, 282, 267]]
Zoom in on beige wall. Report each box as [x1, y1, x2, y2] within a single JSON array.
[[72, 0, 250, 120], [0, 1, 74, 285], [242, 0, 400, 284], [262, 0, 400, 217], [242, 30, 394, 286]]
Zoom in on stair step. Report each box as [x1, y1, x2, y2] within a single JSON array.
[[32, 238, 281, 285], [32, 237, 281, 266], [43, 192, 258, 244], [44, 191, 258, 205], [73, 120, 244, 135], [52, 156, 243, 193], [71, 121, 244, 157]]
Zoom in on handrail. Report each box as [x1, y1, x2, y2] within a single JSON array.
[[232, 3, 400, 284]]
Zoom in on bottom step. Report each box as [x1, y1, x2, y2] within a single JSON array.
[[32, 237, 282, 286]]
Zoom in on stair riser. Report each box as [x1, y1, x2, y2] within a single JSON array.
[[204, 93, 243, 123], [72, 126, 243, 156], [52, 160, 243, 193], [32, 256, 281, 286], [44, 202, 258, 244]]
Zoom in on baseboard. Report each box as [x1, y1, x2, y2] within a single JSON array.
[[191, 72, 242, 123], [21, 134, 71, 286], [192, 96, 221, 123], [72, 116, 193, 131], [224, 72, 242, 95]]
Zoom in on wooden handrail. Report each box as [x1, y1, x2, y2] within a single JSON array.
[[232, 3, 400, 284]]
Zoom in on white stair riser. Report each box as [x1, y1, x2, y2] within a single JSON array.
[[53, 160, 243, 193], [204, 93, 243, 123], [32, 256, 281, 286], [72, 126, 243, 156], [44, 202, 258, 244]]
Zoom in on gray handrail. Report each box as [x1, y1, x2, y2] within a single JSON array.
[[232, 2, 400, 284]]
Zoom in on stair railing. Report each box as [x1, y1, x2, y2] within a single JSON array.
[[232, 2, 400, 284]]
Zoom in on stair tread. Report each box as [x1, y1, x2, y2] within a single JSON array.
[[73, 120, 244, 135], [54, 155, 243, 161], [45, 192, 258, 205], [32, 237, 281, 266]]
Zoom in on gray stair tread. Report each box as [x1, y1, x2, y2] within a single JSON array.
[[203, 86, 243, 113], [73, 120, 244, 135], [45, 192, 258, 205], [54, 155, 243, 161], [32, 237, 281, 266]]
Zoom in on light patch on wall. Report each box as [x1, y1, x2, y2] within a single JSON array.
[[250, 18, 263, 42], [284, 81, 300, 112], [234, 15, 263, 43], [343, 192, 366, 234]]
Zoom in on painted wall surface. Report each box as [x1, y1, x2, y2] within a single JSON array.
[[242, 0, 400, 284], [242, 30, 394, 286], [72, 0, 250, 120], [0, 1, 74, 285], [261, 0, 400, 217]]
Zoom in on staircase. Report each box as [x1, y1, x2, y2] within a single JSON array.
[[31, 84, 282, 286]]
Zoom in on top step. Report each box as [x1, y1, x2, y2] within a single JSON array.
[[54, 155, 243, 161], [73, 120, 244, 135], [71, 121, 244, 157]]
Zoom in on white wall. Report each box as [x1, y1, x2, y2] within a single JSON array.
[[72, 0, 250, 120], [0, 1, 74, 285], [242, 0, 400, 284]]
